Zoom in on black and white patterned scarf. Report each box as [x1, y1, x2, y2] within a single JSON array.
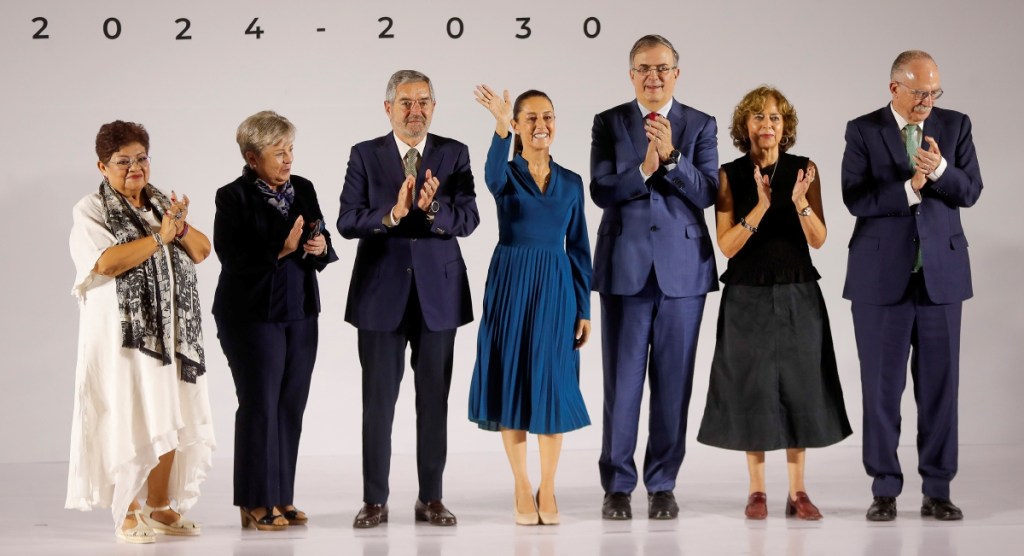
[[98, 180, 206, 383]]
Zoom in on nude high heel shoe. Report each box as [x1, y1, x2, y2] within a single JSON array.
[[514, 490, 540, 525], [537, 491, 560, 525]]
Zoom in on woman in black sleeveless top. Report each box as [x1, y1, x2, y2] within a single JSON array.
[[696, 87, 851, 520]]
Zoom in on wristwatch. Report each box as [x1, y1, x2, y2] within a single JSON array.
[[664, 149, 681, 166], [798, 205, 812, 217], [429, 200, 440, 214]]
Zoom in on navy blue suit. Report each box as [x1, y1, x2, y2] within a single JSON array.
[[842, 105, 982, 499], [213, 172, 338, 509], [338, 132, 478, 504], [591, 99, 718, 494]]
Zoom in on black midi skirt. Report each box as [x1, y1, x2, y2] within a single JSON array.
[[697, 282, 852, 451]]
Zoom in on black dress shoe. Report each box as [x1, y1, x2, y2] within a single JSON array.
[[414, 500, 457, 526], [921, 496, 963, 521], [648, 491, 679, 520], [353, 503, 388, 528], [866, 496, 897, 522], [602, 492, 632, 520]]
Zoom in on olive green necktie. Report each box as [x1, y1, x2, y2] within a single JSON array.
[[403, 148, 420, 177]]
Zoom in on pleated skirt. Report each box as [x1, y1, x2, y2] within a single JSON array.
[[468, 243, 590, 434]]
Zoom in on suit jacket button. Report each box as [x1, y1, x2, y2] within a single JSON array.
[[411, 238, 417, 242], [437, 228, 445, 234], [406, 268, 412, 274], [650, 225, 659, 232]]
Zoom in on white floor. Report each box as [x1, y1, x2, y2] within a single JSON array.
[[8, 445, 1022, 555]]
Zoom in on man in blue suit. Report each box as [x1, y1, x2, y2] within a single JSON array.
[[842, 50, 982, 522], [591, 35, 719, 520], [338, 70, 479, 528]]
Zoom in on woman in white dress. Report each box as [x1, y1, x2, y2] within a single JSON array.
[[66, 121, 216, 543]]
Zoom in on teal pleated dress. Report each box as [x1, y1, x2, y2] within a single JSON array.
[[468, 133, 592, 434]]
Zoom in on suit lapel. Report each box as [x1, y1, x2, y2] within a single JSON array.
[[923, 109, 942, 155], [669, 99, 687, 148], [623, 104, 649, 160], [877, 107, 911, 169], [420, 134, 446, 182], [374, 132, 406, 196]]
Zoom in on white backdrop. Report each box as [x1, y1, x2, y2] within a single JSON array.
[[1, 0, 1020, 466]]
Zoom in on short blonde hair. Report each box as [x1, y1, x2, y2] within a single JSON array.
[[236, 110, 296, 159], [729, 86, 799, 154]]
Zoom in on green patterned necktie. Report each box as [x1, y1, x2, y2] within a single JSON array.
[[904, 124, 920, 169], [904, 124, 923, 272]]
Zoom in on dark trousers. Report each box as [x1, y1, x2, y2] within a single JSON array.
[[598, 271, 707, 494], [853, 273, 961, 500], [216, 315, 318, 508], [358, 286, 456, 505]]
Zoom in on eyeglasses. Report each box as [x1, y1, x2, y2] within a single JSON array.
[[631, 65, 677, 77], [108, 155, 151, 170], [894, 82, 943, 101]]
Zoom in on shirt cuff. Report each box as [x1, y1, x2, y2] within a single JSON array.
[[383, 208, 400, 228], [929, 157, 948, 181], [639, 164, 651, 181], [904, 179, 922, 206]]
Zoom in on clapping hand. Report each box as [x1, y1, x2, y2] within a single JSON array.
[[753, 165, 772, 209], [417, 169, 440, 212], [792, 165, 816, 209]]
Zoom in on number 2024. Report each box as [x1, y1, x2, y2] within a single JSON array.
[[29, 16, 603, 40]]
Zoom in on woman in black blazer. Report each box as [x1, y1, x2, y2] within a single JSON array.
[[213, 111, 338, 530]]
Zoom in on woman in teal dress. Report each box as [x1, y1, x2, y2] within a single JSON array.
[[468, 85, 592, 526]]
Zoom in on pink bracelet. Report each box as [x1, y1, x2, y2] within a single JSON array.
[[176, 222, 189, 240]]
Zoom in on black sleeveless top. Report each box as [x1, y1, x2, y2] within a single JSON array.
[[720, 153, 820, 286]]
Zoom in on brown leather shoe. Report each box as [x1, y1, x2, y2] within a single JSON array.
[[785, 491, 822, 520], [745, 492, 767, 520], [353, 503, 388, 528], [414, 500, 457, 526]]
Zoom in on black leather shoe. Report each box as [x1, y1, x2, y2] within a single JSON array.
[[353, 503, 388, 528], [414, 500, 457, 526], [866, 496, 897, 521], [602, 492, 632, 520], [921, 496, 963, 521], [648, 491, 679, 520]]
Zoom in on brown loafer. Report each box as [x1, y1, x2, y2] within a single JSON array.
[[414, 499, 457, 526], [745, 492, 767, 520], [353, 503, 388, 528], [785, 491, 822, 520]]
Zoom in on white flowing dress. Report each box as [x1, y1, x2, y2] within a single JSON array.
[[65, 192, 215, 531]]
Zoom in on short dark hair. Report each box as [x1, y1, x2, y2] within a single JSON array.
[[729, 86, 799, 154], [629, 35, 679, 67], [95, 121, 149, 161], [512, 90, 554, 156]]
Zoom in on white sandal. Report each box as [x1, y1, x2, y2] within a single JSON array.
[[142, 504, 202, 536], [116, 509, 156, 544]]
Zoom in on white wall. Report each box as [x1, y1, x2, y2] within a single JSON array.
[[1, 0, 1020, 465]]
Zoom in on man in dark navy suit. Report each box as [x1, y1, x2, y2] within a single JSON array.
[[842, 50, 982, 522], [338, 70, 479, 528], [590, 35, 719, 520]]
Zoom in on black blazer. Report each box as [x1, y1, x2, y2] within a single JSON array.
[[213, 172, 338, 321]]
